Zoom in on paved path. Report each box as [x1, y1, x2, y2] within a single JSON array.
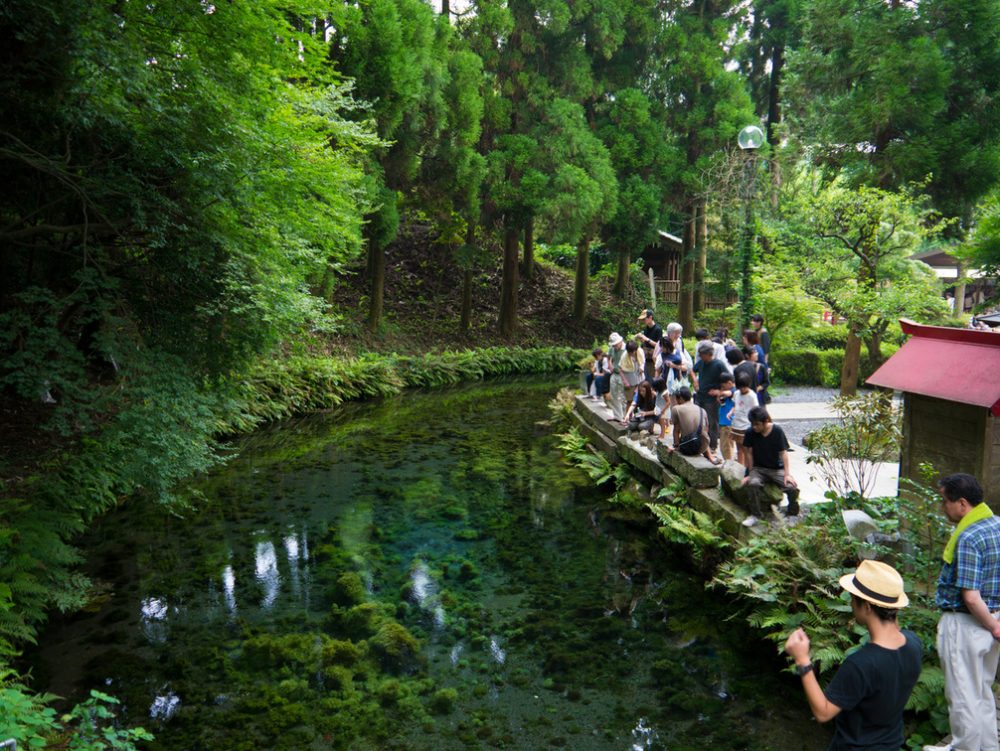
[[767, 400, 899, 504]]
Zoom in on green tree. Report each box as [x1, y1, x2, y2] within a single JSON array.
[[597, 89, 682, 297], [329, 0, 449, 332], [786, 0, 1000, 229], [648, 0, 756, 328], [784, 179, 948, 393]]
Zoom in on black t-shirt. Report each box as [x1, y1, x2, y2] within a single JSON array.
[[824, 630, 922, 751], [643, 323, 663, 345], [742, 424, 790, 469], [693, 358, 728, 396]]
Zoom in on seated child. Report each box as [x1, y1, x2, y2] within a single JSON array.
[[586, 347, 610, 399]]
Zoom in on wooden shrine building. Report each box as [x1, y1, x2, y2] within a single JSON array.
[[867, 319, 1000, 508]]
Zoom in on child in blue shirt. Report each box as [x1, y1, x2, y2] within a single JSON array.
[[717, 373, 736, 462]]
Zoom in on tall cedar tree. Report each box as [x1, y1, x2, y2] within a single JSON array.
[[648, 0, 756, 329], [786, 0, 1000, 233]]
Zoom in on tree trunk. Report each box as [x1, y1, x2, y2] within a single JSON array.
[[367, 241, 385, 331], [866, 328, 883, 368], [498, 223, 520, 337], [459, 221, 475, 333], [840, 321, 862, 395], [693, 199, 707, 313], [441, 0, 449, 16], [574, 236, 590, 320], [767, 42, 785, 208], [614, 247, 631, 297], [522, 217, 535, 280], [679, 206, 696, 331]]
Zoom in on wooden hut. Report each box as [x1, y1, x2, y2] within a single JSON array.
[[640, 230, 683, 306], [866, 319, 1000, 508]]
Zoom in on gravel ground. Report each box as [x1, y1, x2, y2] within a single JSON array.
[[780, 418, 838, 447], [768, 385, 839, 403]]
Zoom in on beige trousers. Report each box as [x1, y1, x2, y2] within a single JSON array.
[[938, 611, 1000, 751]]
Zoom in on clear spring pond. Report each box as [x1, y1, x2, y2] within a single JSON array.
[[29, 376, 829, 751]]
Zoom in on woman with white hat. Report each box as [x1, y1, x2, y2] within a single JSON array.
[[606, 332, 627, 421]]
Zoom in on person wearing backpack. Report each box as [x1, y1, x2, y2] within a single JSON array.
[[666, 387, 720, 464]]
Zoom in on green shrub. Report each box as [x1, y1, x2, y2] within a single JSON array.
[[772, 345, 900, 387], [796, 325, 849, 350]]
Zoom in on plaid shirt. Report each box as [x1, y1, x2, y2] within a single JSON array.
[[936, 516, 1000, 611]]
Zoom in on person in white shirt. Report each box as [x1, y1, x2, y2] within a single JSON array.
[[728, 371, 759, 467]]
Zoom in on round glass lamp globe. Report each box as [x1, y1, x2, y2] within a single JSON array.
[[737, 125, 765, 150]]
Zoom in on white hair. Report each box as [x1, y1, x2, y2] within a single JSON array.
[[666, 322, 683, 335]]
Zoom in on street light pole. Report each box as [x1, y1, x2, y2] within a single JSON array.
[[737, 125, 764, 329]]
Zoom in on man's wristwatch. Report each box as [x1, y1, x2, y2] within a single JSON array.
[[795, 662, 814, 677]]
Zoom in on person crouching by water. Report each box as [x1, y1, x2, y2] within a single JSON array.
[[740, 405, 799, 527], [785, 560, 922, 751], [623, 379, 666, 440], [586, 347, 610, 400], [666, 387, 720, 464]]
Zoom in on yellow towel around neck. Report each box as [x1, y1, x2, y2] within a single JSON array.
[[943, 502, 994, 564]]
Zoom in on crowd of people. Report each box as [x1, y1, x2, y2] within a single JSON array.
[[580, 311, 1000, 751], [583, 308, 797, 525]]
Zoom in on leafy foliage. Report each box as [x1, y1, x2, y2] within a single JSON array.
[[805, 391, 902, 498], [0, 686, 153, 750]]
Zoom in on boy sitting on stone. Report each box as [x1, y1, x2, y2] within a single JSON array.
[[740, 406, 800, 526]]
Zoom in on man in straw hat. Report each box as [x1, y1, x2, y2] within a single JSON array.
[[924, 473, 1000, 751], [785, 560, 922, 751]]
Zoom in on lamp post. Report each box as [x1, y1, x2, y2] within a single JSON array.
[[737, 125, 764, 329]]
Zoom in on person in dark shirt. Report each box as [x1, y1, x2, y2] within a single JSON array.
[[750, 313, 771, 367], [636, 308, 663, 382], [691, 341, 728, 451], [785, 559, 922, 751], [740, 406, 799, 525]]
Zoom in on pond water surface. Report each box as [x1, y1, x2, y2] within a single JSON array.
[[29, 376, 829, 751]]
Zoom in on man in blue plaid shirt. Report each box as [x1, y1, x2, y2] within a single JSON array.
[[924, 474, 1000, 751]]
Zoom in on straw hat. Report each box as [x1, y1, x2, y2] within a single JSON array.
[[608, 332, 624, 346], [838, 559, 909, 609]]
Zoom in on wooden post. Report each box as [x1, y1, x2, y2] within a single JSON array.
[[648, 268, 656, 310]]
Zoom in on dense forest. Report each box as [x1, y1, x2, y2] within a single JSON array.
[[3, 0, 1000, 744]]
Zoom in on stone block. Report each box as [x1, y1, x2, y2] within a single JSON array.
[[573, 395, 627, 442], [687, 486, 762, 542], [655, 442, 720, 489], [617, 435, 667, 482], [571, 413, 619, 463], [718, 459, 783, 513]]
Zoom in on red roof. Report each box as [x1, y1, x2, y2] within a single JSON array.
[[866, 319, 1000, 416]]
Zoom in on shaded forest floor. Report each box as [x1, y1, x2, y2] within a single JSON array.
[[328, 220, 645, 355]]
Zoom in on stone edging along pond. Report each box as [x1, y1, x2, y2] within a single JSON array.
[[569, 394, 782, 541]]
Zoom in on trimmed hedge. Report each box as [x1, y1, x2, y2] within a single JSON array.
[[772, 344, 900, 387], [794, 326, 849, 351]]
